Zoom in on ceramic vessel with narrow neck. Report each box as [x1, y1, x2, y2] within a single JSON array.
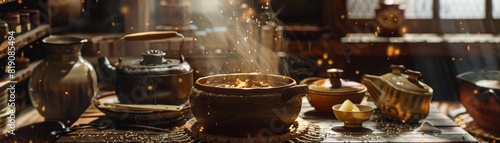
[[29, 35, 98, 123]]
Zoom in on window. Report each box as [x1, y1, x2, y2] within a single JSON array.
[[439, 0, 485, 19]]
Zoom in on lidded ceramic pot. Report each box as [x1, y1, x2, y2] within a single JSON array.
[[301, 68, 367, 114]]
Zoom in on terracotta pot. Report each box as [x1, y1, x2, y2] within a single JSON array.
[[457, 71, 500, 135], [301, 69, 366, 115], [190, 73, 308, 137]]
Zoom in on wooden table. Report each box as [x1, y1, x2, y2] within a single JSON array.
[[5, 97, 479, 142]]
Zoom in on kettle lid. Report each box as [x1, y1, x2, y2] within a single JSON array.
[[382, 65, 433, 95], [117, 50, 191, 75], [309, 68, 367, 95]]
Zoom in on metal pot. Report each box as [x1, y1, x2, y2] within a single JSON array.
[[300, 68, 367, 114], [190, 73, 308, 137], [98, 31, 193, 105], [457, 71, 500, 135]]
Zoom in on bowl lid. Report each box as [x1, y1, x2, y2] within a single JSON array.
[[381, 65, 432, 95], [309, 69, 366, 94], [117, 50, 191, 75]]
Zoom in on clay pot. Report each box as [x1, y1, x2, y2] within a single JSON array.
[[301, 69, 366, 115], [457, 71, 500, 135], [190, 73, 308, 137]]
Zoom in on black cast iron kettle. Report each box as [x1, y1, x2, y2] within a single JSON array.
[[98, 31, 193, 105]]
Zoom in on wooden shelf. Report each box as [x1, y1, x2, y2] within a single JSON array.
[[0, 24, 51, 59], [0, 60, 41, 91]]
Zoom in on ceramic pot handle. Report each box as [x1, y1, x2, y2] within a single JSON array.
[[281, 84, 309, 102], [475, 88, 500, 101], [299, 77, 323, 85]]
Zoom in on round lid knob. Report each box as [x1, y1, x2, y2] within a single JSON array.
[[406, 69, 422, 81], [327, 68, 343, 88], [308, 68, 366, 95], [140, 50, 166, 66], [390, 65, 405, 75]]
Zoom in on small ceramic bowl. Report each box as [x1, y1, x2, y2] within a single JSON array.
[[332, 104, 374, 128]]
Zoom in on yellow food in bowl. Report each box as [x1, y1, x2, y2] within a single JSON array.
[[338, 99, 360, 112]]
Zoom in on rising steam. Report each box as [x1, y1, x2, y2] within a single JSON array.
[[190, 0, 282, 75]]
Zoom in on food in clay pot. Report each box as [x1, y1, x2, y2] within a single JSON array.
[[190, 73, 309, 137]]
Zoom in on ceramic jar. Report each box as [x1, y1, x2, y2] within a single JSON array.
[[29, 35, 98, 122]]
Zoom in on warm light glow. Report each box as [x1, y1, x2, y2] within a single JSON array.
[[322, 53, 328, 59], [401, 27, 407, 34], [121, 6, 129, 15], [355, 70, 360, 75], [112, 22, 115, 27], [178, 78, 183, 83], [317, 59, 323, 66], [65, 91, 69, 95], [147, 85, 153, 91], [17, 0, 21, 4], [41, 105, 45, 112], [466, 45, 470, 52], [473, 89, 478, 94], [327, 59, 334, 65], [387, 45, 400, 57]]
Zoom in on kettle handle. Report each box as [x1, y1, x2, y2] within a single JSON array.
[[120, 31, 186, 62], [122, 31, 181, 41]]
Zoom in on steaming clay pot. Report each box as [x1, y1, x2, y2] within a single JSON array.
[[190, 73, 309, 137]]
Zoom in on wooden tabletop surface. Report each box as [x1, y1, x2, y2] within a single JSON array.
[[3, 96, 479, 142]]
